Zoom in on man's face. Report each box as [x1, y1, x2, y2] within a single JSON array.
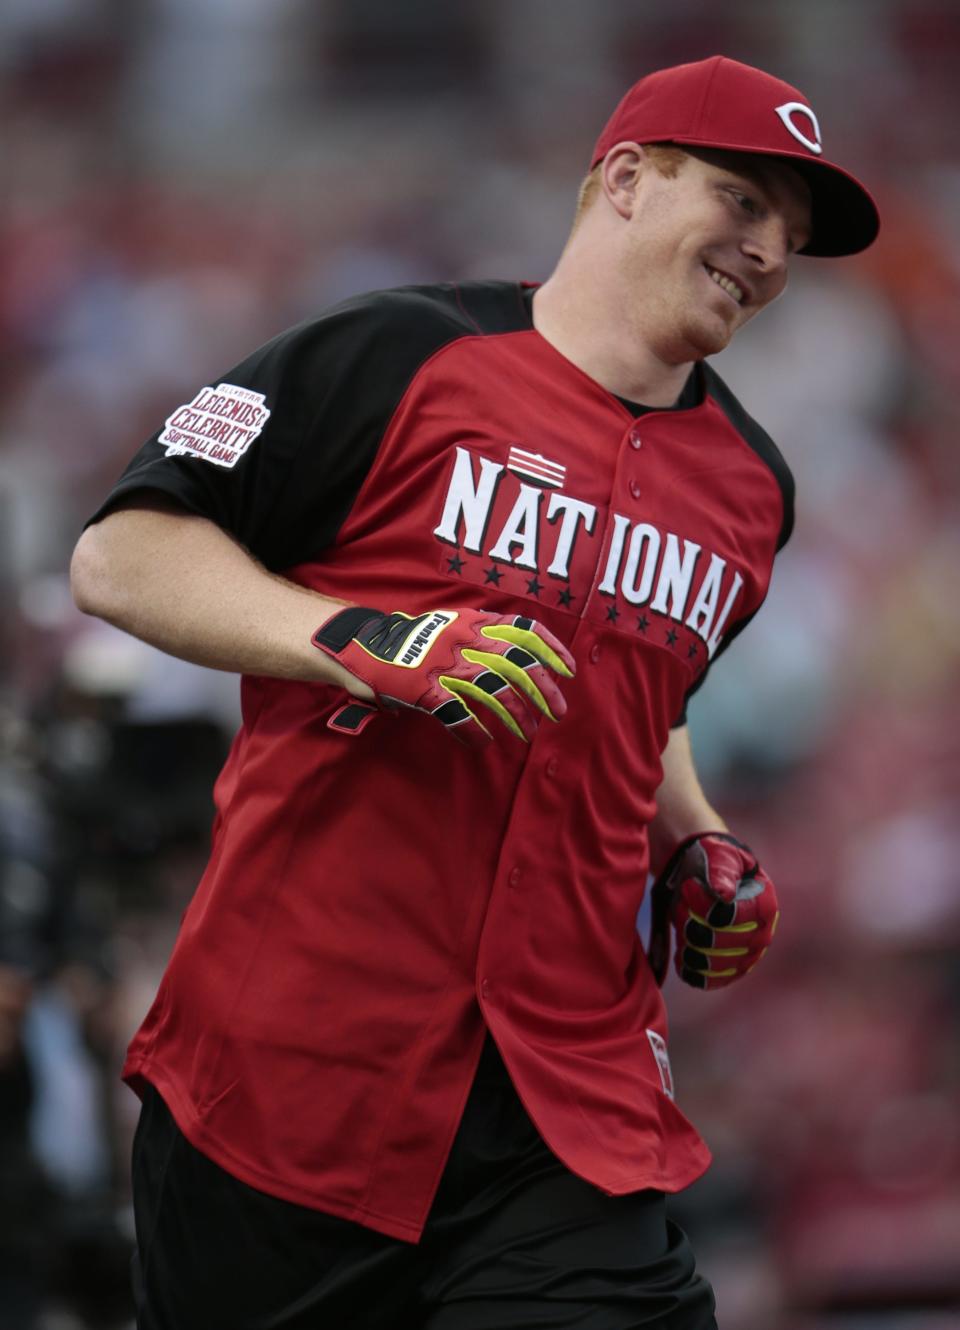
[[616, 146, 813, 362]]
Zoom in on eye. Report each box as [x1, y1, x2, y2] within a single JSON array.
[[730, 189, 762, 217]]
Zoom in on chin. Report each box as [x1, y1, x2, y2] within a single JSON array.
[[675, 319, 732, 360]]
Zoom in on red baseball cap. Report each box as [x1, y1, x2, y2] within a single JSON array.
[[591, 55, 879, 257]]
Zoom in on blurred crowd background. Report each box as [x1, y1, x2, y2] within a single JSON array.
[[1, 1, 958, 1327]]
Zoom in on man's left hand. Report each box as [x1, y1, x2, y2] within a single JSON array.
[[647, 833, 779, 989]]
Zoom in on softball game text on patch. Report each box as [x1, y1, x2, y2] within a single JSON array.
[[159, 383, 271, 469]]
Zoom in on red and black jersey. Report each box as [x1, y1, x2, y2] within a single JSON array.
[[91, 280, 793, 1242]]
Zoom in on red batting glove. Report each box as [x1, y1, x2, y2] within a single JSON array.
[[312, 604, 575, 748], [648, 832, 779, 990]]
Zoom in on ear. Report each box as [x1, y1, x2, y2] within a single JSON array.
[[600, 142, 648, 219]]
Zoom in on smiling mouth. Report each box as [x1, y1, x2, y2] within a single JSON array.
[[704, 265, 746, 306]]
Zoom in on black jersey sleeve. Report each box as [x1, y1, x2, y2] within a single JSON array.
[[669, 368, 796, 727], [701, 363, 795, 551], [85, 286, 474, 571]]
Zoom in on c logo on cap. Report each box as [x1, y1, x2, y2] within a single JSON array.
[[774, 101, 823, 155]]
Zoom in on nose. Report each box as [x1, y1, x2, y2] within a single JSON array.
[[741, 215, 791, 278]]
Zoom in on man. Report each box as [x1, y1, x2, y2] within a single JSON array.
[[71, 55, 878, 1330]]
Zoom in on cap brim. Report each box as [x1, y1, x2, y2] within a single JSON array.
[[782, 157, 880, 257], [653, 136, 880, 257]]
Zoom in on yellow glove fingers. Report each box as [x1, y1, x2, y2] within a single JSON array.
[[480, 624, 574, 678], [440, 675, 526, 742], [687, 910, 758, 934], [435, 677, 493, 744], [687, 944, 752, 958], [461, 648, 556, 722]]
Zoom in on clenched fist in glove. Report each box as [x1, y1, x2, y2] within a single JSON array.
[[312, 604, 575, 748], [647, 832, 779, 990]]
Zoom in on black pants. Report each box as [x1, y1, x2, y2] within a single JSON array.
[[131, 1037, 717, 1329]]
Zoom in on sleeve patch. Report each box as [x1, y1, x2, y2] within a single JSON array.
[[159, 383, 271, 469]]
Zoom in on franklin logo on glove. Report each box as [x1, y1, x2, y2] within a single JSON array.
[[398, 612, 456, 665]]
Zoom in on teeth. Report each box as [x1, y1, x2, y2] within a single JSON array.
[[706, 267, 744, 304]]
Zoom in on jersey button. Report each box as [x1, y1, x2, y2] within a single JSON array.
[[545, 757, 559, 778], [629, 427, 643, 450], [508, 866, 522, 887], [589, 643, 601, 664], [629, 479, 641, 499]]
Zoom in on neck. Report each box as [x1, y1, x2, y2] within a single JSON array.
[[532, 248, 696, 409]]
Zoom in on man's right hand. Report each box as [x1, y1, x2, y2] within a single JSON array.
[[312, 605, 575, 747]]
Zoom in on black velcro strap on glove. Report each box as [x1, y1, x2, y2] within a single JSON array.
[[327, 702, 378, 734], [313, 606, 382, 652]]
